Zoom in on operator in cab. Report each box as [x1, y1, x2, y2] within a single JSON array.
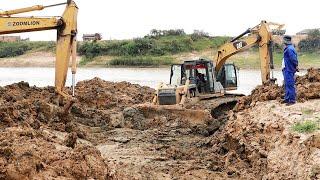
[[282, 35, 298, 105]]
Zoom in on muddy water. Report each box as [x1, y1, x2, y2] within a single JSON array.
[[0, 67, 306, 95]]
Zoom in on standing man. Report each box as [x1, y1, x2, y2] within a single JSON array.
[[282, 35, 298, 105]]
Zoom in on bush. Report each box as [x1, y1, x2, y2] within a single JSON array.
[[27, 41, 56, 52], [126, 38, 154, 56], [211, 36, 231, 48], [298, 29, 320, 52], [149, 46, 166, 56], [191, 30, 210, 41], [0, 42, 31, 58], [0, 41, 56, 58], [109, 56, 174, 66], [76, 30, 232, 60], [148, 29, 186, 38], [77, 41, 104, 58], [298, 39, 320, 52], [78, 34, 200, 58]]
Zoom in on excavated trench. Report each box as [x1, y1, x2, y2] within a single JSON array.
[[0, 69, 319, 179]]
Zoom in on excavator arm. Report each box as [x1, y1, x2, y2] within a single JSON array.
[[0, 1, 78, 99], [55, 1, 78, 98], [214, 21, 284, 83]]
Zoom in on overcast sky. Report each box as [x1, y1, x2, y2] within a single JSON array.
[[2, 0, 319, 41]]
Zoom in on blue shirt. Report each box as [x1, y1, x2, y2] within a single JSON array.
[[283, 44, 298, 73]]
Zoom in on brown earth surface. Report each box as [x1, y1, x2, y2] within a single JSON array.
[[0, 78, 154, 179], [235, 68, 320, 111], [0, 70, 319, 179]]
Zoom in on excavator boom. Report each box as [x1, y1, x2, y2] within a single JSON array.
[[215, 20, 284, 83], [0, 2, 69, 16], [215, 34, 260, 71], [0, 1, 78, 100]]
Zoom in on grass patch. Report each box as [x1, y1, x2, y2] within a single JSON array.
[[108, 56, 175, 67], [291, 120, 319, 133]]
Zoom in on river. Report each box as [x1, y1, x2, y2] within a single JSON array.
[[0, 68, 306, 95]]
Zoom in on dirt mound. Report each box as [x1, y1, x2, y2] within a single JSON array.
[[206, 101, 320, 179], [75, 77, 153, 110], [1, 75, 318, 179], [0, 78, 153, 179], [0, 127, 112, 179], [236, 68, 320, 111], [71, 78, 154, 127]]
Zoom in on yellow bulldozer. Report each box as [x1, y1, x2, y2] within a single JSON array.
[[153, 21, 285, 108]]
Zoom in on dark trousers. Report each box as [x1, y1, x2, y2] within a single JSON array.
[[283, 70, 296, 103]]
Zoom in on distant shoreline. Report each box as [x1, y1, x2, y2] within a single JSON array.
[[0, 51, 318, 70]]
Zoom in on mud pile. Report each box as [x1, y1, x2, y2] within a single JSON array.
[[296, 68, 320, 101], [0, 78, 153, 179], [0, 127, 112, 179], [75, 77, 153, 110], [236, 68, 320, 111], [71, 78, 154, 128], [205, 101, 320, 179]]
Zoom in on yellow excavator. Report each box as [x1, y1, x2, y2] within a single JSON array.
[[0, 0, 78, 100], [153, 21, 285, 106]]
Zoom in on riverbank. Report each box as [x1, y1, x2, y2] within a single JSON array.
[[0, 52, 81, 67], [0, 50, 318, 70]]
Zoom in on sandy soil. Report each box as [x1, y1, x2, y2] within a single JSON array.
[[0, 52, 81, 67], [0, 70, 319, 179]]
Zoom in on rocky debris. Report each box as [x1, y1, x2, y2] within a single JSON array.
[[235, 68, 320, 111]]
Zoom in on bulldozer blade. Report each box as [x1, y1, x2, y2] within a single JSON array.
[[133, 103, 213, 127]]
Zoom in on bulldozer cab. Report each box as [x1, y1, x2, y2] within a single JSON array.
[[170, 59, 238, 93]]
